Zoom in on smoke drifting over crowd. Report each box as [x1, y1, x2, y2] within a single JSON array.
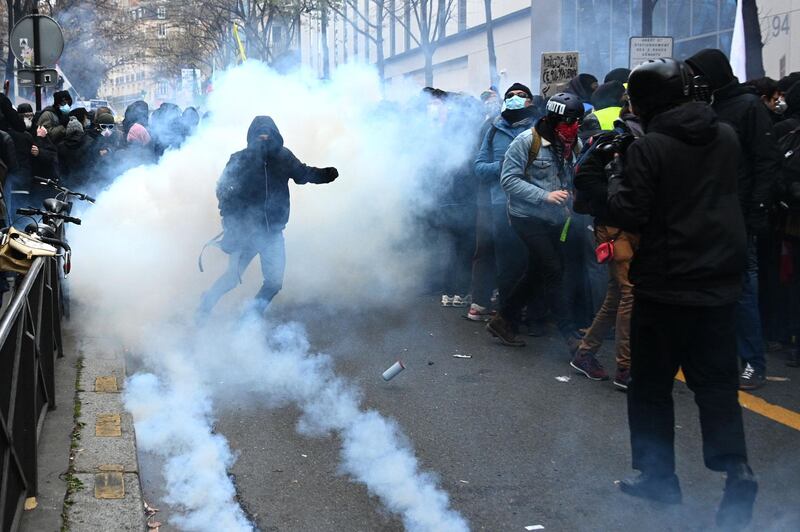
[[68, 61, 478, 530]]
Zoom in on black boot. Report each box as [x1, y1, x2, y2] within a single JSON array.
[[486, 315, 526, 347], [716, 463, 758, 530], [618, 472, 682, 504]]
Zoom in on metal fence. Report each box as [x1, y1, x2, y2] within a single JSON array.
[[0, 256, 64, 532]]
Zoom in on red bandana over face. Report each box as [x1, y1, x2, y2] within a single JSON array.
[[554, 121, 580, 158]]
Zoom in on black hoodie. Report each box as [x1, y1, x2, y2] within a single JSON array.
[[216, 116, 331, 245], [688, 49, 782, 232], [608, 102, 746, 306]]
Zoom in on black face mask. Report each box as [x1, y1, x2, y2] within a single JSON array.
[[253, 137, 279, 159], [501, 106, 534, 125]]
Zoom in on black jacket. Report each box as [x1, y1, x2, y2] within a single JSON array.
[[608, 102, 746, 306], [217, 116, 333, 245], [711, 83, 781, 233], [58, 130, 93, 188]]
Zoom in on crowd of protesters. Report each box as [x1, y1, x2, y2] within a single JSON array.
[[0, 90, 201, 223], [421, 50, 800, 528], [425, 52, 800, 398]]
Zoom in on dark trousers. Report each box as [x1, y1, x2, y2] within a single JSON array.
[[736, 236, 766, 372], [471, 202, 496, 307], [628, 298, 748, 475], [501, 215, 574, 336]]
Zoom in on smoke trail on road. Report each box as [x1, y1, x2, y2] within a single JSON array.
[[70, 61, 476, 530]]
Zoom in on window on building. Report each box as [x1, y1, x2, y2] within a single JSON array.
[[458, 0, 467, 32], [157, 81, 168, 97], [157, 23, 167, 39], [157, 6, 166, 19]]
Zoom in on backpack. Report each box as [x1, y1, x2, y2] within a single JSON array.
[[488, 124, 541, 176], [778, 126, 800, 210]]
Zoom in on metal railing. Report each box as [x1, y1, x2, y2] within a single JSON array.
[[0, 256, 64, 532]]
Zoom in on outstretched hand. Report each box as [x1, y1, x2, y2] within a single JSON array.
[[322, 167, 339, 183]]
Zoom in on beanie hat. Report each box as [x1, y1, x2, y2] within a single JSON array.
[[504, 82, 533, 100], [66, 116, 84, 137], [17, 103, 32, 114], [96, 113, 115, 125], [53, 90, 72, 106], [604, 68, 631, 84]]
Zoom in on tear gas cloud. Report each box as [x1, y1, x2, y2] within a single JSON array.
[[69, 61, 478, 530]]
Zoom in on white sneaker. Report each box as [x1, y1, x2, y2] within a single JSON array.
[[441, 295, 453, 307], [467, 303, 494, 321], [452, 295, 470, 307]]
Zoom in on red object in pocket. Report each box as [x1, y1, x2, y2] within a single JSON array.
[[595, 240, 615, 264]]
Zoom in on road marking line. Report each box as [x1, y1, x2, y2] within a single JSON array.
[[675, 370, 800, 431]]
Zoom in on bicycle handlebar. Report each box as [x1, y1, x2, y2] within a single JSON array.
[[33, 177, 96, 203], [16, 208, 82, 225]]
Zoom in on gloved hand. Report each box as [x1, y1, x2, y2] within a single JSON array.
[[321, 167, 339, 183]]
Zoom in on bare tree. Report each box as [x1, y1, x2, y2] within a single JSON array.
[[392, 0, 455, 86], [328, 0, 391, 83]]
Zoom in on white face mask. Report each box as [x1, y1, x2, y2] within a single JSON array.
[[775, 98, 788, 115], [24, 118, 32, 129], [100, 129, 113, 137]]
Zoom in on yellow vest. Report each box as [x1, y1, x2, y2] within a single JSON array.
[[594, 106, 623, 131]]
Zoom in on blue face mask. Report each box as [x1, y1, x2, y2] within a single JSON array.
[[502, 95, 527, 111], [59, 104, 71, 114]]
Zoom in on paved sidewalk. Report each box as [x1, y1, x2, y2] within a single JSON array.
[[19, 331, 146, 532]]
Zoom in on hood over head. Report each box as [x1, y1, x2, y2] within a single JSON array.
[[604, 68, 631, 84], [785, 81, 800, 116], [567, 73, 598, 103], [247, 115, 284, 151], [646, 101, 719, 146], [686, 49, 737, 90], [591, 81, 626, 110], [65, 116, 84, 139]]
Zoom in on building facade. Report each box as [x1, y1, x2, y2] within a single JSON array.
[[299, 0, 794, 96]]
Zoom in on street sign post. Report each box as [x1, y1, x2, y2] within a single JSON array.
[[629, 36, 674, 70], [540, 51, 579, 99], [10, 14, 64, 110]]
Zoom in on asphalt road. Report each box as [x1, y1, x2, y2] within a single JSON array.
[[140, 296, 800, 531]]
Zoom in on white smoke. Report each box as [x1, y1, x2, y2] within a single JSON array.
[[69, 60, 476, 530]]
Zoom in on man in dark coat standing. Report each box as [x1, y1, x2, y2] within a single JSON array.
[[198, 116, 338, 317], [687, 49, 782, 390], [608, 58, 757, 529]]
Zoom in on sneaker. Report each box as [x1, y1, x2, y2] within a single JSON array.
[[441, 295, 452, 307], [467, 303, 494, 321], [619, 472, 682, 505], [739, 363, 766, 390], [452, 294, 470, 307], [570, 351, 609, 381], [486, 315, 526, 347], [613, 367, 630, 391], [716, 463, 758, 530]]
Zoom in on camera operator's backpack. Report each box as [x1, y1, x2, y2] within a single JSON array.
[[778, 125, 800, 211]]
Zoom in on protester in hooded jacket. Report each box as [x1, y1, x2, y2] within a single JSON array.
[[474, 82, 544, 326], [150, 102, 183, 156], [122, 100, 149, 140], [588, 81, 626, 131], [57, 116, 93, 189], [0, 93, 26, 133], [604, 68, 631, 85], [82, 113, 119, 192], [687, 48, 782, 391], [774, 81, 800, 139], [567, 73, 599, 113], [37, 90, 73, 144], [608, 59, 756, 530], [197, 116, 339, 317]]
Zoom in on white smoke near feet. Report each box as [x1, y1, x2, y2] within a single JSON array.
[[69, 61, 475, 530]]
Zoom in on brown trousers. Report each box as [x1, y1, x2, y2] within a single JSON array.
[[578, 225, 639, 369]]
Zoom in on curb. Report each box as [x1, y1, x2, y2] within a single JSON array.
[[62, 339, 146, 531]]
